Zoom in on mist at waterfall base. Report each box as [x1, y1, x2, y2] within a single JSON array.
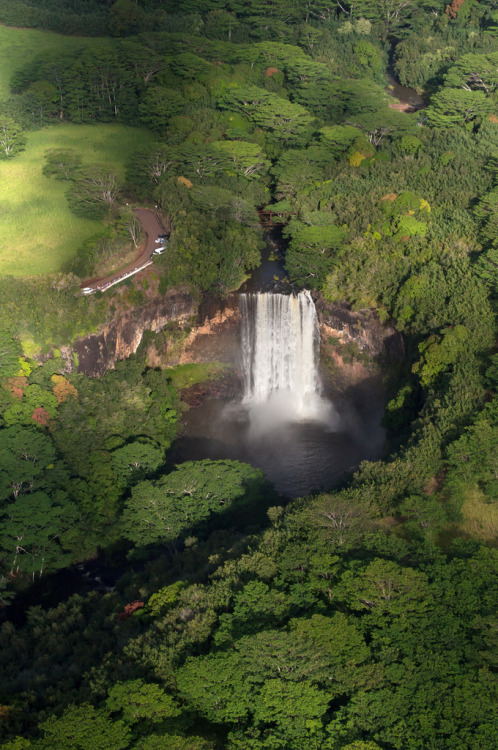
[[173, 291, 385, 499], [240, 291, 337, 435]]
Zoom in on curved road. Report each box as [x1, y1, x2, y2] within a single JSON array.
[[80, 208, 166, 293]]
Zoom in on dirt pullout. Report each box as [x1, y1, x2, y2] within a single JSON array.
[[80, 208, 166, 289]]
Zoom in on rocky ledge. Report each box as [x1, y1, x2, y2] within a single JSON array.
[[315, 299, 404, 360], [74, 290, 195, 376], [181, 373, 243, 407]]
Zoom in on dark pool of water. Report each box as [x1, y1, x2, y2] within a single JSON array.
[[171, 376, 385, 499], [172, 226, 386, 498], [385, 70, 426, 110]]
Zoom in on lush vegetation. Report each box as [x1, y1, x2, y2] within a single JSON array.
[[0, 124, 155, 276], [0, 1, 497, 749]]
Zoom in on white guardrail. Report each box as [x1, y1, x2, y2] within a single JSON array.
[[81, 259, 154, 295]]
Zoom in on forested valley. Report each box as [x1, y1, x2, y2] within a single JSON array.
[[0, 1, 497, 748]]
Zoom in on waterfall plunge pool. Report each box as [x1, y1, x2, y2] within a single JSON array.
[[172, 291, 385, 498]]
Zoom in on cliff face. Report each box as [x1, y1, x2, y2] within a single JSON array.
[[74, 291, 196, 376], [178, 295, 241, 366], [72, 290, 403, 380], [315, 299, 404, 360]]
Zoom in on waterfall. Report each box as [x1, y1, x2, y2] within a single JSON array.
[[240, 291, 333, 423]]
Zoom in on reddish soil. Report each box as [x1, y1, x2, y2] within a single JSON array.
[[388, 101, 417, 112], [445, 0, 466, 20]]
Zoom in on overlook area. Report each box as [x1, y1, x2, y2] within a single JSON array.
[[0, 2, 496, 749]]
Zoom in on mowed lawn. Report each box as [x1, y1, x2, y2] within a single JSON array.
[[0, 124, 156, 276]]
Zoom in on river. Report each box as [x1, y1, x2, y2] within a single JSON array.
[[386, 70, 426, 111]]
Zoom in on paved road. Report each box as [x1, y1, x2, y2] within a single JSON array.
[[80, 208, 166, 293]]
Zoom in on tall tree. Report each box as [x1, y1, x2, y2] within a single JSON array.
[[426, 87, 494, 127], [67, 165, 121, 218], [0, 117, 25, 158]]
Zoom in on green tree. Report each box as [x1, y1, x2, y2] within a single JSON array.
[[426, 87, 494, 127], [290, 612, 372, 693], [398, 494, 448, 542], [0, 426, 58, 501], [339, 0, 417, 36], [42, 148, 81, 180], [122, 460, 265, 547], [474, 188, 498, 244], [284, 222, 348, 287], [0, 491, 80, 580], [110, 440, 164, 482], [176, 651, 253, 724], [2, 383, 58, 428], [219, 85, 315, 145], [106, 679, 181, 724], [0, 116, 25, 158], [253, 679, 330, 747], [132, 736, 213, 750], [445, 401, 498, 502], [114, 206, 143, 248], [138, 86, 186, 133], [211, 140, 270, 180], [318, 124, 364, 157], [444, 52, 498, 94], [109, 0, 146, 36], [338, 558, 429, 618], [67, 165, 121, 218], [38, 704, 130, 750], [412, 325, 471, 387]]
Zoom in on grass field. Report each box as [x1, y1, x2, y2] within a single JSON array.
[[0, 24, 105, 101], [167, 363, 231, 390], [0, 123, 156, 277], [438, 487, 498, 548], [0, 25, 155, 277]]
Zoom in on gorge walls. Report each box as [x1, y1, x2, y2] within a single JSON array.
[[73, 289, 196, 377], [71, 287, 403, 382]]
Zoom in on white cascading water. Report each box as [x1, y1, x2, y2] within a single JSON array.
[[240, 291, 336, 427]]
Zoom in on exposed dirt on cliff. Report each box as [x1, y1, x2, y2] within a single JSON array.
[[316, 299, 404, 360], [73, 289, 404, 409], [74, 289, 195, 376], [178, 296, 241, 366]]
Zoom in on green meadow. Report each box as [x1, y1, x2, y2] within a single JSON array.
[[0, 124, 156, 277], [0, 26, 155, 277]]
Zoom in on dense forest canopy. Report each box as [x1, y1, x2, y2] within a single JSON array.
[[0, 0, 496, 748]]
